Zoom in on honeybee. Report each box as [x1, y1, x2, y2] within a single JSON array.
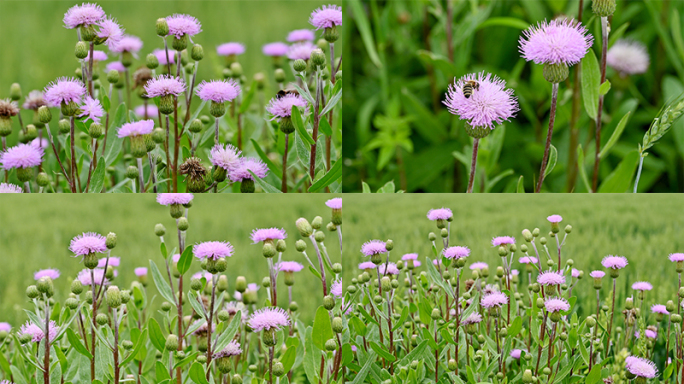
[[276, 85, 300, 99], [462, 80, 480, 99]]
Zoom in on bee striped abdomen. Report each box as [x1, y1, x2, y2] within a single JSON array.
[[463, 84, 474, 98]]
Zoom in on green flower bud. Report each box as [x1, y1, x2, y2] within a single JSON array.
[[26, 285, 40, 299], [672, 314, 682, 324], [75, 41, 88, 59], [289, 301, 299, 312], [165, 334, 179, 351], [107, 69, 120, 84], [431, 308, 441, 320], [314, 231, 325, 243], [263, 243, 276, 258], [191, 44, 204, 61], [122, 340, 134, 350], [293, 59, 307, 73], [65, 297, 79, 310], [325, 339, 337, 351], [296, 218, 313, 237], [332, 317, 343, 333], [324, 295, 335, 310], [10, 83, 21, 101], [71, 279, 83, 294], [543, 63, 569, 84], [96, 313, 108, 325], [592, 0, 616, 17], [235, 276, 247, 293], [295, 240, 307, 252], [125, 165, 139, 179], [177, 217, 189, 231], [156, 18, 169, 36], [311, 49, 326, 67], [229, 62, 242, 78], [107, 286, 122, 308]]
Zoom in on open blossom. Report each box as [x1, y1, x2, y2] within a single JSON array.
[[652, 304, 669, 315], [98, 256, 120, 267], [77, 268, 108, 286], [632, 281, 653, 291], [23, 90, 50, 110], [462, 312, 483, 325], [309, 4, 342, 29], [402, 253, 418, 261], [70, 232, 107, 256], [111, 35, 143, 54], [607, 40, 649, 76], [78, 96, 104, 123], [229, 157, 268, 182], [669, 253, 684, 262], [571, 268, 580, 278], [144, 75, 185, 97], [538, 271, 565, 286], [492, 236, 515, 246], [1, 144, 43, 170], [625, 356, 657, 378], [193, 271, 213, 281], [481, 292, 508, 308], [263, 42, 289, 57], [106, 61, 126, 72], [279, 261, 304, 273], [544, 297, 570, 312], [157, 193, 194, 205], [0, 183, 22, 193], [331, 279, 343, 297], [134, 104, 158, 118], [361, 240, 387, 256], [210, 144, 241, 172], [635, 329, 657, 339], [21, 321, 59, 342], [196, 80, 240, 103], [97, 18, 124, 50], [85, 50, 108, 62], [63, 3, 105, 28], [590, 270, 605, 279], [602, 255, 628, 270], [326, 198, 342, 209], [248, 307, 290, 331], [287, 29, 315, 42], [427, 207, 452, 221], [34, 269, 60, 280], [267, 94, 307, 121], [0, 323, 10, 332], [547, 215, 562, 223], [166, 14, 202, 39], [519, 256, 538, 264], [44, 77, 86, 106], [510, 349, 523, 359], [134, 267, 147, 277], [213, 341, 242, 358], [443, 246, 470, 260], [444, 72, 518, 130], [287, 42, 315, 60], [379, 262, 399, 275], [117, 120, 154, 138], [251, 228, 286, 243], [217, 42, 245, 56], [358, 261, 376, 270], [193, 241, 234, 260], [519, 19, 593, 65], [470, 262, 488, 270], [31, 138, 48, 150], [153, 49, 175, 65]]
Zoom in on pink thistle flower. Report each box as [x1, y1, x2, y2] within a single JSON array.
[[379, 262, 399, 275], [248, 307, 290, 331], [0, 323, 10, 332], [172, 254, 181, 263], [157, 193, 194, 205], [1, 143, 43, 170], [413, 261, 422, 267], [443, 246, 470, 260], [652, 304, 669, 315], [481, 292, 508, 309], [98, 256, 120, 267], [537, 271, 565, 286], [134, 104, 158, 118], [544, 297, 570, 312], [153, 49, 175, 65], [511, 269, 519, 276], [601, 255, 628, 270], [31, 138, 48, 150], [78, 96, 104, 123], [34, 269, 60, 280], [85, 50, 108, 62], [166, 14, 202, 39], [193, 241, 234, 260], [519, 256, 538, 264], [361, 240, 387, 256], [547, 215, 562, 223], [134, 267, 147, 277], [250, 228, 287, 243], [287, 42, 315, 60], [262, 42, 289, 57], [77, 268, 108, 286], [96, 18, 124, 50], [427, 207, 452, 221], [111, 35, 143, 54], [266, 94, 308, 121], [669, 253, 684, 262], [210, 144, 241, 172], [625, 356, 657, 378], [607, 40, 649, 76], [358, 261, 376, 270], [248, 283, 259, 292], [193, 271, 213, 281], [117, 119, 154, 138], [278, 261, 304, 273], [63, 3, 105, 28], [309, 4, 343, 29], [195, 80, 240, 103], [632, 281, 653, 291], [287, 29, 315, 42], [401, 253, 418, 261], [106, 61, 126, 72], [213, 341, 242, 358], [589, 270, 605, 279], [325, 198, 342, 209], [44, 77, 86, 106], [331, 279, 343, 297], [461, 312, 483, 325], [510, 349, 523, 359], [444, 72, 519, 130], [571, 268, 580, 278], [229, 157, 268, 182], [635, 330, 657, 339], [21, 321, 59, 342], [217, 42, 245, 56], [470, 262, 488, 270], [70, 232, 107, 256], [144, 75, 185, 97], [433, 259, 443, 266], [0, 183, 22, 193], [519, 19, 593, 66]]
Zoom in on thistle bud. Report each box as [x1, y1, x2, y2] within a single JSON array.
[[191, 44, 204, 61], [262, 243, 276, 258], [592, 0, 616, 17], [107, 286, 122, 308], [71, 279, 83, 294], [65, 297, 79, 310], [296, 218, 313, 237], [274, 240, 286, 253], [293, 59, 307, 73], [332, 317, 343, 333], [289, 301, 299, 312], [235, 276, 247, 293], [274, 68, 287, 84], [10, 83, 21, 101], [75, 41, 89, 59], [232, 375, 243, 384], [177, 217, 189, 231], [543, 63, 569, 84], [37, 276, 54, 297], [324, 295, 335, 310], [188, 118, 203, 133], [324, 25, 339, 43], [27, 285, 40, 299], [96, 313, 108, 325], [314, 231, 325, 243], [672, 314, 682, 324], [107, 70, 120, 84], [325, 339, 337, 351], [230, 62, 243, 78], [146, 53, 159, 69], [190, 278, 202, 291], [385, 239, 394, 251], [667, 300, 676, 313], [272, 362, 284, 377], [165, 334, 179, 351], [125, 165, 139, 179]]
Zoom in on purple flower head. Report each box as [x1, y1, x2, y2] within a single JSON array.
[[309, 4, 343, 29], [21, 321, 59, 342], [669, 253, 684, 262], [98, 256, 120, 267], [331, 279, 343, 297], [229, 157, 268, 182], [85, 50, 108, 62], [267, 94, 308, 121], [248, 307, 290, 331], [117, 119, 154, 138], [634, 329, 657, 339], [278, 261, 304, 273], [70, 232, 107, 256], [571, 268, 580, 278], [196, 79, 240, 103], [544, 297, 570, 313], [1, 143, 43, 170], [106, 61, 126, 72], [625, 356, 657, 378], [44, 77, 86, 106], [166, 14, 202, 39], [0, 323, 10, 332], [326, 198, 342, 209], [193, 241, 234, 260], [34, 269, 60, 280], [358, 261, 376, 270], [519, 19, 593, 65], [63, 3, 105, 28], [470, 262, 488, 270], [379, 262, 399, 275], [492, 236, 515, 247], [157, 193, 194, 205], [251, 228, 287, 244], [444, 72, 519, 130], [601, 255, 628, 270], [547, 215, 562, 223], [213, 341, 242, 359], [263, 42, 289, 57], [443, 246, 470, 260], [652, 304, 669, 315], [413, 261, 422, 267], [427, 207, 453, 221], [607, 40, 649, 76], [134, 267, 148, 277], [510, 349, 523, 359], [217, 42, 245, 56], [172, 254, 181, 263], [31, 138, 48, 150], [77, 268, 108, 286], [153, 49, 175, 65], [361, 240, 387, 256], [537, 271, 565, 286], [401, 253, 418, 261], [519, 256, 538, 264], [287, 42, 315, 60], [193, 271, 213, 281], [481, 291, 508, 309], [78, 96, 104, 123], [111, 35, 143, 54], [0, 183, 22, 193], [96, 18, 124, 50], [287, 29, 315, 42], [134, 104, 158, 118], [247, 283, 259, 292], [461, 312, 483, 325], [210, 144, 241, 172], [589, 270, 605, 279], [144, 75, 185, 97], [632, 281, 653, 291]]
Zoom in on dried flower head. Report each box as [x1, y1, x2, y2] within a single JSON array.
[[607, 39, 649, 76], [248, 307, 290, 331], [309, 4, 343, 29], [519, 19, 593, 65], [193, 241, 234, 260], [23, 91, 50, 110], [0, 99, 19, 117], [196, 79, 240, 103], [1, 144, 43, 170]]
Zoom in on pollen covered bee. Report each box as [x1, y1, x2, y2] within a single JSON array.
[[276, 84, 300, 99], [462, 80, 480, 99]]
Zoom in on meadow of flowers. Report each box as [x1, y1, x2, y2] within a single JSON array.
[[0, 1, 342, 193], [343, 0, 684, 193], [0, 194, 344, 384]]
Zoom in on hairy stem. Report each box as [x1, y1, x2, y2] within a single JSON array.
[[535, 83, 559, 193], [467, 138, 480, 193], [592, 16, 609, 192]]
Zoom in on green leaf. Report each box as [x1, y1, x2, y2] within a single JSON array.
[[67, 328, 92, 359], [238, 80, 257, 114], [312, 306, 334, 351], [104, 104, 126, 166], [586, 361, 604, 384], [598, 150, 639, 193], [189, 362, 210, 384], [160, 242, 168, 259], [156, 361, 171, 382], [581, 50, 600, 120], [88, 156, 105, 193], [599, 80, 611, 96], [280, 344, 297, 374], [319, 85, 342, 117], [176, 246, 193, 275], [400, 88, 447, 143], [213, 311, 242, 352], [248, 170, 283, 193], [121, 329, 148, 365], [347, 0, 382, 68], [292, 106, 314, 145], [148, 318, 166, 353], [507, 317, 523, 338], [543, 144, 557, 178], [319, 115, 333, 137], [351, 350, 377, 384], [599, 111, 632, 159], [369, 341, 396, 362], [250, 139, 282, 178], [361, 181, 371, 193], [516, 175, 525, 193], [308, 159, 341, 193], [577, 145, 592, 192], [149, 260, 176, 304], [477, 17, 529, 30]]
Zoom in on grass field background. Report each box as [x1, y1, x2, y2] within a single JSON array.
[[343, 194, 684, 317], [0, 194, 341, 326]]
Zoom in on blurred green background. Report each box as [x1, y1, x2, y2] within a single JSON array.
[[343, 0, 684, 193], [343, 194, 684, 317], [0, 194, 341, 326]]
